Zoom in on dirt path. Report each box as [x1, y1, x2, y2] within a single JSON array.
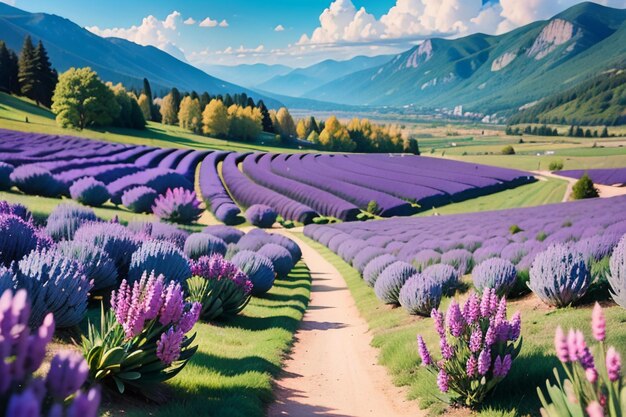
[[532, 170, 626, 201], [267, 231, 417, 417]]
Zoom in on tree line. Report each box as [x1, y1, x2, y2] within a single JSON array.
[[505, 124, 611, 138]]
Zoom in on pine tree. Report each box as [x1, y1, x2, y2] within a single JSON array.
[[171, 88, 181, 114], [142, 78, 158, 121], [0, 41, 15, 93], [18, 36, 38, 103], [309, 116, 319, 133], [223, 93, 234, 107], [246, 97, 255, 108], [257, 100, 273, 133], [200, 92, 210, 109], [600, 127, 609, 138], [33, 41, 57, 107]]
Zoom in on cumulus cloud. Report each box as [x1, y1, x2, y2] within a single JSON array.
[[199, 17, 218, 27], [183, 17, 196, 25], [274, 24, 285, 32], [219, 19, 229, 27], [86, 11, 185, 56]]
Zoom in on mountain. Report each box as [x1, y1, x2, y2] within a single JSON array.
[[0, 3, 281, 107], [305, 2, 626, 115], [508, 68, 626, 126], [257, 55, 394, 97], [201, 63, 292, 88]]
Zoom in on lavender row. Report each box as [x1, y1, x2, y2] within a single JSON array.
[[559, 168, 626, 186], [198, 151, 241, 225]]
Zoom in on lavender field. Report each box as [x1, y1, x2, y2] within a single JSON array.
[[559, 168, 626, 186]]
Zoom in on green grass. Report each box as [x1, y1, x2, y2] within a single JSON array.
[[443, 153, 626, 172], [419, 178, 567, 216], [298, 235, 626, 417], [100, 263, 311, 417], [0, 93, 311, 154]]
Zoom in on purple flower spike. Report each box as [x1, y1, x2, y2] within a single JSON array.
[[591, 303, 606, 342], [606, 347, 622, 382], [508, 311, 521, 341], [469, 328, 482, 353], [463, 293, 480, 324], [417, 335, 433, 366], [566, 329, 578, 362], [159, 282, 185, 326], [554, 326, 569, 363], [478, 348, 491, 376], [446, 301, 465, 337], [437, 369, 449, 393], [6, 388, 40, 417], [586, 402, 604, 417], [156, 327, 185, 365], [466, 355, 478, 377], [67, 387, 101, 417]]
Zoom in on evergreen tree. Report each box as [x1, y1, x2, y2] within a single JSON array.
[[404, 138, 420, 155], [223, 93, 234, 107], [584, 129, 592, 138], [129, 96, 146, 130], [309, 116, 319, 133], [200, 92, 210, 109], [171, 88, 181, 114], [0, 41, 17, 93], [190, 91, 199, 100], [257, 100, 273, 133], [33, 41, 57, 107], [18, 36, 38, 103], [142, 78, 159, 121], [600, 126, 609, 138], [572, 173, 599, 200], [576, 126, 584, 137], [567, 125, 574, 137], [246, 97, 255, 108]]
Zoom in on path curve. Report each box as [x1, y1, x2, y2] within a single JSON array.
[[267, 231, 417, 417], [533, 170, 626, 201]]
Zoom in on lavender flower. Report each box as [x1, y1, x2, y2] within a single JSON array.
[[606, 347, 622, 382], [431, 309, 445, 338], [160, 281, 185, 326], [462, 293, 480, 325], [437, 369, 449, 393], [586, 402, 604, 417], [156, 327, 185, 365], [417, 335, 432, 366], [152, 187, 202, 225], [46, 351, 89, 400], [478, 348, 491, 375], [591, 302, 605, 342], [554, 326, 569, 363], [466, 355, 478, 377], [446, 301, 465, 338], [469, 329, 482, 353]]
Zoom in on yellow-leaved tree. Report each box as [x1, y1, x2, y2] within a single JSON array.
[[178, 96, 202, 133], [202, 99, 230, 138]]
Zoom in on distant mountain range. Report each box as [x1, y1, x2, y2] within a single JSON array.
[[0, 3, 282, 107], [303, 2, 626, 115], [201, 63, 293, 88]]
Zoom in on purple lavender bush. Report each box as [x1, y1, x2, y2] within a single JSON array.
[[538, 303, 623, 417], [417, 290, 522, 407], [363, 254, 397, 287], [231, 250, 275, 295], [57, 241, 118, 291], [529, 244, 591, 307], [45, 202, 99, 241], [412, 249, 442, 272], [0, 213, 52, 267], [127, 221, 189, 249], [0, 200, 32, 221], [82, 272, 200, 395], [73, 222, 140, 275], [441, 249, 474, 275], [353, 247, 386, 274], [0, 289, 101, 417], [187, 255, 253, 320], [472, 258, 517, 297], [257, 243, 294, 278], [121, 186, 158, 213], [270, 234, 302, 263], [608, 234, 626, 308], [422, 264, 460, 295], [0, 265, 16, 294], [10, 165, 64, 197], [69, 177, 110, 207], [246, 204, 277, 228], [128, 240, 192, 284], [374, 261, 417, 304], [16, 248, 92, 328], [183, 232, 228, 260], [0, 161, 14, 190], [398, 274, 443, 315], [203, 225, 245, 244], [152, 188, 202, 225]]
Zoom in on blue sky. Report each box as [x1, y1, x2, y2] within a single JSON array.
[[5, 0, 626, 68]]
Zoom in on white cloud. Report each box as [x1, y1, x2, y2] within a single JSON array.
[[86, 11, 185, 57], [0, 0, 16, 5], [274, 24, 285, 32], [199, 17, 218, 27], [219, 19, 229, 27], [183, 17, 196, 25]]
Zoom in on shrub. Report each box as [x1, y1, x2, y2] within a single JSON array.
[[528, 244, 591, 307], [422, 263, 460, 295], [82, 272, 200, 395], [608, 234, 626, 308], [328, 234, 351, 252], [128, 240, 192, 284], [257, 243, 294, 278], [363, 254, 397, 287], [10, 165, 63, 197], [225, 243, 241, 260], [548, 160, 564, 171], [412, 249, 442, 272], [0, 213, 54, 267], [0, 289, 101, 417], [57, 240, 118, 291], [183, 233, 228, 260], [187, 255, 253, 320], [45, 202, 99, 242], [441, 249, 474, 275], [73, 222, 140, 275], [237, 235, 269, 252], [374, 261, 417, 304], [353, 247, 386, 274], [231, 250, 275, 295], [509, 224, 523, 234], [203, 225, 244, 244], [472, 258, 517, 297], [270, 234, 302, 263], [0, 265, 16, 293], [152, 188, 202, 225], [121, 186, 158, 213], [572, 173, 599, 200], [501, 145, 515, 155], [245, 204, 277, 228], [215, 204, 241, 225], [538, 303, 623, 417], [127, 221, 189, 249], [337, 239, 368, 264], [16, 248, 92, 328], [0, 161, 14, 190], [417, 290, 522, 407], [69, 177, 110, 207], [0, 200, 32, 221], [399, 274, 443, 315]]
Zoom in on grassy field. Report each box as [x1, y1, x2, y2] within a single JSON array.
[[99, 263, 312, 417], [298, 235, 626, 417], [0, 93, 309, 154], [419, 178, 567, 216]]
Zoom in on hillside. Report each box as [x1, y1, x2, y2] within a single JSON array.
[[508, 68, 626, 126], [304, 2, 626, 114], [0, 3, 281, 107], [257, 55, 393, 97]]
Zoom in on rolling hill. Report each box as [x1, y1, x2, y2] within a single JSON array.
[[304, 2, 626, 115], [0, 3, 281, 107]]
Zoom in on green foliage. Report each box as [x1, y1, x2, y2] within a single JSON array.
[[51, 67, 120, 129], [0, 41, 19, 94], [549, 160, 564, 171], [572, 173, 599, 200], [509, 224, 523, 234], [501, 145, 515, 155], [108, 83, 145, 130], [17, 36, 57, 107], [186, 275, 251, 321], [366, 200, 379, 215]]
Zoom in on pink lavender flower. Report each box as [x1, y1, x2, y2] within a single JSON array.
[[586, 367, 598, 384], [567, 329, 578, 362], [484, 321, 497, 347], [586, 401, 604, 417], [159, 281, 185, 326], [46, 351, 89, 400], [606, 347, 622, 382], [440, 337, 455, 360], [191, 255, 253, 294], [591, 303, 606, 342], [466, 355, 478, 377], [417, 335, 432, 366], [446, 301, 465, 337], [143, 274, 164, 321], [480, 288, 494, 317], [463, 293, 480, 324], [178, 302, 201, 334], [437, 369, 449, 393], [469, 328, 482, 353], [431, 308, 445, 338], [478, 348, 491, 375], [494, 354, 512, 378], [508, 311, 521, 341], [554, 326, 569, 363], [156, 327, 185, 365], [493, 356, 503, 377]]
